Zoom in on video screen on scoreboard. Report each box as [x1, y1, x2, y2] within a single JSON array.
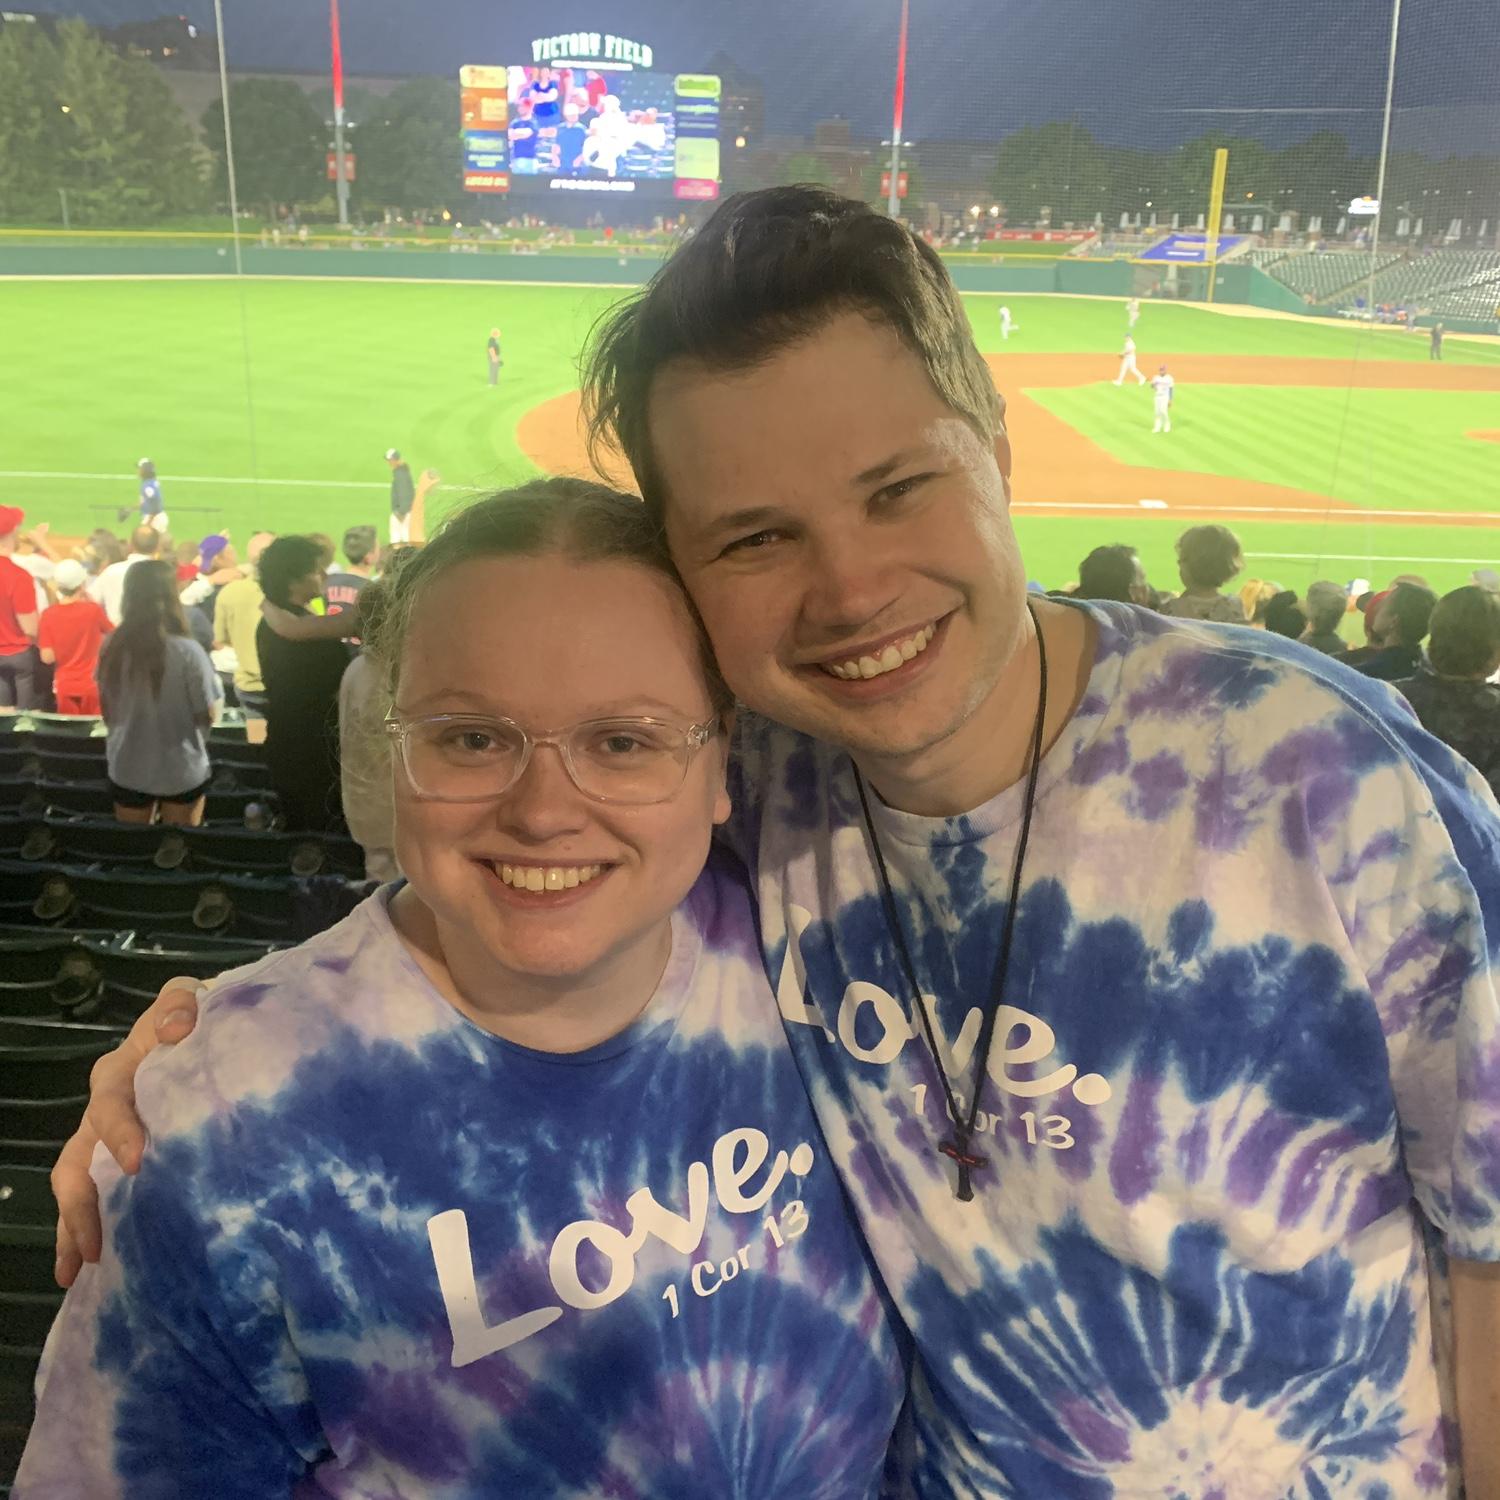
[[460, 63, 720, 199]]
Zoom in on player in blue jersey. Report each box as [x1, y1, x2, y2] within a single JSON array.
[[60, 188, 1500, 1499], [117, 457, 168, 532], [21, 481, 905, 1499]]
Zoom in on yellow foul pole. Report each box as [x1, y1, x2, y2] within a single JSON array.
[[1205, 147, 1229, 303]]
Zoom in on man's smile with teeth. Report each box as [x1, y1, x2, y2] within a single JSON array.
[[820, 622, 938, 681]]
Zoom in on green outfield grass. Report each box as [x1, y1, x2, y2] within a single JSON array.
[[1028, 386, 1500, 511], [967, 293, 1500, 362], [2, 276, 1497, 599]]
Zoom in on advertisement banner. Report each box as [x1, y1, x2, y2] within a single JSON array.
[[997, 229, 1093, 242], [1136, 232, 1247, 264], [460, 65, 509, 193], [673, 73, 720, 202]]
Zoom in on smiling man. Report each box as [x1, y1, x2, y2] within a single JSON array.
[[584, 186, 1500, 1497]]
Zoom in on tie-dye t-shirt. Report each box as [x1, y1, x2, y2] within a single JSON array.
[[16, 853, 906, 1500], [728, 600, 1500, 1500]]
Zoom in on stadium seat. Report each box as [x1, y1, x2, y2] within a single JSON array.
[[175, 825, 366, 878], [1, 714, 100, 740], [0, 861, 302, 938], [0, 1164, 57, 1296], [0, 781, 40, 820], [32, 750, 106, 784], [0, 932, 102, 1019], [30, 781, 114, 819], [25, 730, 107, 758], [0, 1017, 124, 1147], [8, 815, 360, 879], [0, 748, 38, 781], [210, 736, 268, 768], [80, 932, 282, 1021]]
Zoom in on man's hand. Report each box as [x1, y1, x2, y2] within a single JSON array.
[[51, 980, 203, 1288]]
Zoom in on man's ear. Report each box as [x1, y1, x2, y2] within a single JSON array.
[[711, 708, 735, 826]]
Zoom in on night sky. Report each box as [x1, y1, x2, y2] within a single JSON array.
[[50, 0, 1500, 151]]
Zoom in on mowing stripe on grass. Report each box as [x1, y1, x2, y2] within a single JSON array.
[[1252, 551, 1500, 565]]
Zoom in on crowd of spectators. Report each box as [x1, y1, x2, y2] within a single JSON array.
[[4, 497, 1500, 871], [0, 506, 407, 876], [1062, 523, 1500, 798]]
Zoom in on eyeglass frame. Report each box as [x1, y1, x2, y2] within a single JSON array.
[[382, 709, 721, 806]]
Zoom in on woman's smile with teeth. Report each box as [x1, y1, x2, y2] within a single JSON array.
[[492, 862, 605, 892], [821, 622, 937, 681]]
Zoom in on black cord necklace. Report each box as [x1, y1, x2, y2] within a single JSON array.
[[852, 601, 1049, 1202]]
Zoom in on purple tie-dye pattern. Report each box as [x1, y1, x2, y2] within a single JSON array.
[[218, 981, 274, 1011], [726, 600, 1500, 1498], [1125, 751, 1191, 821], [1277, 1127, 1363, 1227], [1193, 745, 1269, 852], [1108, 1072, 1164, 1203], [1176, 1113, 1210, 1184], [1057, 1397, 1132, 1464], [1225, 1110, 1305, 1204], [1071, 727, 1130, 788], [17, 861, 905, 1499]]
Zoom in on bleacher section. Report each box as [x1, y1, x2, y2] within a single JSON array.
[[0, 711, 371, 1488], [1331, 248, 1500, 319], [1242, 247, 1292, 272], [1265, 250, 1400, 303]]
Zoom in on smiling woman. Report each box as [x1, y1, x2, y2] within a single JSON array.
[[16, 479, 905, 1500]]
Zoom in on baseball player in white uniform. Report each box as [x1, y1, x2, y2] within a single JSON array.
[[1151, 364, 1175, 432], [1114, 336, 1146, 386], [1126, 297, 1140, 329], [998, 305, 1017, 341]]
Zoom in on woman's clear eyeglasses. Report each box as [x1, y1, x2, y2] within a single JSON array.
[[383, 712, 719, 806]]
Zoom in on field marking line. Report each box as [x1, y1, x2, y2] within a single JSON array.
[[1012, 499, 1500, 523], [0, 469, 505, 500], [0, 273, 646, 290], [1251, 551, 1500, 565], [0, 469, 386, 490]]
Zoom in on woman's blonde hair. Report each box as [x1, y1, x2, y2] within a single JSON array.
[[369, 478, 733, 721]]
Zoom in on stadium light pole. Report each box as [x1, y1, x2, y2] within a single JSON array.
[[885, 0, 909, 218], [212, 0, 244, 276], [1362, 0, 1402, 323], [329, 0, 350, 227]]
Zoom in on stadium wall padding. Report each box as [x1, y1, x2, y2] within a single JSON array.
[[4, 246, 1494, 332], [0, 245, 669, 284]]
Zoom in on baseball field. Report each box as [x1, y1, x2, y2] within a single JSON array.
[[5, 275, 1500, 595]]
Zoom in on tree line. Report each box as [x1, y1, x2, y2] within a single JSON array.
[[988, 122, 1500, 231], [0, 20, 463, 224]]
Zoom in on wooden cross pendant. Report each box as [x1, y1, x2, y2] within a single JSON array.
[[939, 1138, 989, 1203]]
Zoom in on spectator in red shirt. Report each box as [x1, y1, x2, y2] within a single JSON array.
[[0, 504, 41, 709], [38, 559, 113, 716]]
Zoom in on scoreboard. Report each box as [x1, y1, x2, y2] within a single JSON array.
[[460, 50, 720, 201]]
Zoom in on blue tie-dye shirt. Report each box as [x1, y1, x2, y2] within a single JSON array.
[[16, 853, 906, 1499], [730, 601, 1500, 1500]]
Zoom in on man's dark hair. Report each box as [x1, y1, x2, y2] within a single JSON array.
[[583, 185, 1000, 518], [343, 525, 378, 567], [1381, 582, 1438, 649], [1427, 586, 1500, 676], [1175, 524, 1243, 590], [1263, 591, 1305, 640], [1076, 544, 1139, 603], [258, 535, 325, 608]]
